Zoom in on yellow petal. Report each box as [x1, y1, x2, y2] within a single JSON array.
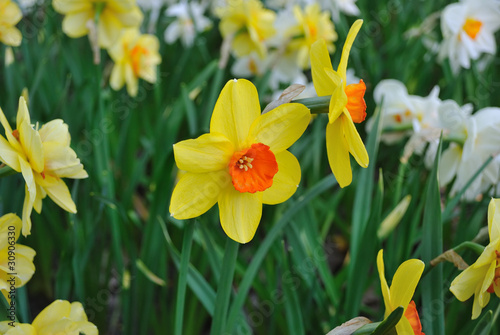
[[42, 142, 87, 179], [170, 171, 228, 219], [52, 0, 92, 14], [324, 68, 347, 123], [17, 99, 44, 173], [62, 11, 93, 38], [42, 177, 77, 213], [262, 150, 301, 205], [248, 103, 310, 153], [472, 282, 489, 320], [326, 118, 351, 188], [0, 135, 21, 171], [389, 258, 424, 313], [124, 62, 138, 97], [0, 105, 23, 154], [110, 64, 125, 91], [0, 213, 21, 250], [343, 113, 369, 168], [20, 158, 36, 236], [0, 27, 22, 47], [337, 19, 363, 85], [69, 302, 89, 322], [32, 300, 71, 329], [488, 198, 500, 242], [377, 250, 392, 317], [0, 323, 36, 335], [218, 187, 263, 243], [210, 79, 261, 150], [395, 316, 416, 335], [0, 245, 36, 287], [310, 39, 335, 97], [114, 6, 143, 27], [173, 133, 234, 173], [3, 1, 22, 25], [98, 10, 122, 48]]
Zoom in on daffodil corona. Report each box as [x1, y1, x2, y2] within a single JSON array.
[[310, 19, 368, 188], [109, 28, 161, 97], [0, 0, 22, 47], [52, 0, 143, 49], [450, 198, 500, 319], [170, 79, 310, 243], [0, 97, 88, 236], [377, 250, 425, 335]]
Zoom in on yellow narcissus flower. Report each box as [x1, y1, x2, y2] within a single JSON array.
[[310, 19, 368, 188], [109, 28, 161, 97], [0, 97, 88, 236], [170, 79, 311, 243], [377, 250, 425, 335], [0, 0, 22, 46], [0, 214, 36, 299], [216, 0, 276, 58], [0, 300, 98, 334], [52, 0, 143, 49], [450, 198, 500, 319], [288, 3, 337, 70]]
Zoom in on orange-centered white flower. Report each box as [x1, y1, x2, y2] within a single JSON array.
[[0, 300, 98, 334], [109, 28, 161, 97], [170, 79, 311, 243], [450, 198, 500, 319], [310, 19, 368, 188], [216, 0, 276, 58], [377, 250, 425, 335], [52, 0, 143, 49], [0, 97, 88, 236], [0, 0, 22, 46]]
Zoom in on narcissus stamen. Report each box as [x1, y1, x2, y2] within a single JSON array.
[[345, 79, 367, 123], [229, 143, 278, 193], [463, 18, 482, 39], [12, 129, 19, 140]]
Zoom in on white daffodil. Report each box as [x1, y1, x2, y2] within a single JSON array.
[[164, 1, 212, 48], [231, 52, 269, 78], [439, 0, 500, 74]]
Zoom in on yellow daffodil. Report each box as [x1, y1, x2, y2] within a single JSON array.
[[0, 0, 22, 47], [288, 3, 337, 70], [216, 0, 276, 58], [0, 300, 98, 334], [170, 79, 310, 243], [377, 250, 425, 335], [0, 214, 36, 300], [52, 0, 143, 49], [109, 28, 161, 97], [310, 19, 368, 188], [450, 198, 500, 319], [0, 97, 88, 236]]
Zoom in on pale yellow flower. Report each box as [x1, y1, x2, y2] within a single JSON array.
[[0, 0, 22, 46], [216, 0, 276, 57], [0, 300, 98, 334], [52, 0, 143, 49], [0, 214, 36, 299], [0, 97, 88, 236], [109, 28, 161, 97], [288, 3, 337, 69]]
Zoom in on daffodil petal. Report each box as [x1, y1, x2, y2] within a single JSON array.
[[248, 103, 310, 153], [395, 315, 416, 335], [62, 11, 92, 38], [343, 113, 369, 168], [18, 100, 44, 173], [450, 264, 487, 302], [488, 198, 500, 242], [262, 150, 300, 205], [170, 171, 228, 219], [338, 19, 363, 84], [69, 302, 90, 322], [0, 135, 21, 171], [19, 158, 35, 236], [377, 250, 392, 317], [0, 105, 23, 153], [110, 64, 125, 91], [0, 213, 21, 250], [210, 79, 261, 150], [219, 187, 262, 244], [52, 0, 92, 13], [125, 62, 138, 97], [439, 145, 461, 187], [326, 118, 351, 188], [0, 323, 35, 334], [310, 39, 335, 97], [1, 27, 22, 47], [389, 258, 425, 312], [32, 300, 71, 329], [98, 10, 123, 48], [42, 178, 77, 214], [173, 133, 234, 173], [472, 283, 488, 320], [0, 245, 35, 286], [324, 69, 347, 123]]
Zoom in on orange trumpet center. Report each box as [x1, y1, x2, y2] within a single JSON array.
[[345, 79, 367, 123], [228, 143, 278, 193], [463, 18, 482, 39], [405, 300, 425, 335], [130, 44, 149, 76]]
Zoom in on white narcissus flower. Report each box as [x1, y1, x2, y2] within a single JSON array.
[[164, 1, 212, 48], [439, 0, 500, 74]]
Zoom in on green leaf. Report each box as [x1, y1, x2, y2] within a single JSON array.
[[472, 310, 493, 335], [352, 307, 403, 335]]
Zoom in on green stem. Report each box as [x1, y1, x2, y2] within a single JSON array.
[[292, 96, 330, 114], [0, 165, 16, 178], [210, 239, 239, 335], [453, 241, 485, 256], [174, 222, 195, 335]]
